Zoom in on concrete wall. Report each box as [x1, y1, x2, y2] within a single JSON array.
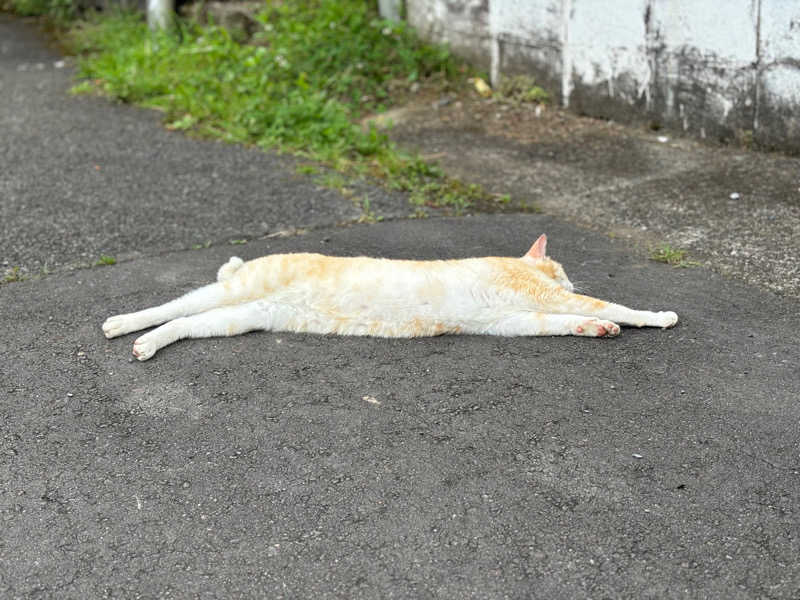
[[405, 0, 800, 153]]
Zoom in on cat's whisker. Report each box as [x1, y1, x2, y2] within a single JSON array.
[[569, 281, 589, 294]]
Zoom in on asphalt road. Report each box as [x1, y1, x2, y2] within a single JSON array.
[[2, 13, 799, 599], [0, 14, 410, 278]]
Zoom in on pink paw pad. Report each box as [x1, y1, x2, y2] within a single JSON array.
[[576, 319, 620, 337]]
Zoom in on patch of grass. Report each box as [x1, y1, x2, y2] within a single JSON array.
[[2, 266, 26, 283], [228, 239, 247, 245], [315, 172, 351, 195], [95, 254, 116, 266], [65, 3, 498, 213], [295, 164, 319, 176], [409, 180, 480, 215], [192, 240, 212, 250], [356, 195, 382, 223], [6, 0, 76, 21], [518, 200, 542, 213], [409, 207, 429, 219], [649, 244, 700, 268], [68, 80, 95, 95], [408, 179, 520, 215], [496, 75, 550, 105]]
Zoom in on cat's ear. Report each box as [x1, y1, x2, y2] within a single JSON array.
[[524, 234, 547, 259]]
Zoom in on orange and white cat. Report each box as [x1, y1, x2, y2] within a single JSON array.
[[102, 234, 678, 360]]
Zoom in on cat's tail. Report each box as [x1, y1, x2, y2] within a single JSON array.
[[217, 256, 244, 282]]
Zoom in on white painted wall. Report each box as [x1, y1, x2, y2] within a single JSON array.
[[758, 2, 800, 141], [407, 0, 800, 151], [406, 0, 492, 67]]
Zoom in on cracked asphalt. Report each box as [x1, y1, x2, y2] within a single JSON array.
[[2, 13, 799, 599]]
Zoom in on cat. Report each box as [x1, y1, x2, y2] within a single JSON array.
[[102, 234, 678, 361]]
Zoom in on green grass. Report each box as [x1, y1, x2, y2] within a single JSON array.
[[496, 75, 550, 105], [357, 195, 382, 223], [64, 2, 498, 212], [649, 244, 700, 268], [295, 164, 319, 176], [5, 0, 76, 21], [2, 266, 25, 283], [95, 254, 117, 266]]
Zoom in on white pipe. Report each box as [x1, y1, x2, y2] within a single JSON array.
[[561, 0, 573, 108], [147, 0, 175, 31]]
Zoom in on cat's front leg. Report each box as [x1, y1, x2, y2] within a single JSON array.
[[596, 303, 677, 328], [482, 313, 620, 337], [562, 293, 677, 328]]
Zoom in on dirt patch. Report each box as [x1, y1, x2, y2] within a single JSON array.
[[381, 86, 800, 298]]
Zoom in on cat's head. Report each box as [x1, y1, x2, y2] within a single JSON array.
[[521, 234, 574, 292]]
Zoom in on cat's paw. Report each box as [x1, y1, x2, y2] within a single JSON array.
[[103, 315, 132, 339], [132, 335, 158, 361], [574, 318, 620, 337], [657, 311, 678, 328]]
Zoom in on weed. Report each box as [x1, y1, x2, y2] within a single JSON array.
[[192, 240, 212, 249], [229, 239, 247, 245], [2, 266, 25, 283], [69, 80, 95, 95], [166, 114, 198, 131], [315, 172, 350, 195], [295, 164, 319, 176], [410, 207, 429, 219], [96, 254, 116, 266], [649, 244, 699, 268], [408, 179, 493, 215], [497, 75, 550, 105], [516, 200, 542, 213], [357, 195, 382, 223]]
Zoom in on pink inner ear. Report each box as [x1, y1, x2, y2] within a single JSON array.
[[525, 234, 547, 259]]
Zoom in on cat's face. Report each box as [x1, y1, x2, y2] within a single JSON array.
[[532, 257, 574, 292], [552, 261, 574, 292], [521, 234, 574, 292]]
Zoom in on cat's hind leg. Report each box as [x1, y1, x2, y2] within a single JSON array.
[[103, 281, 231, 339], [104, 257, 247, 338], [131, 301, 272, 360], [482, 313, 620, 337]]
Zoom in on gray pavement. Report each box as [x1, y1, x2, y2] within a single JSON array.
[[0, 14, 409, 277], [2, 13, 800, 599]]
